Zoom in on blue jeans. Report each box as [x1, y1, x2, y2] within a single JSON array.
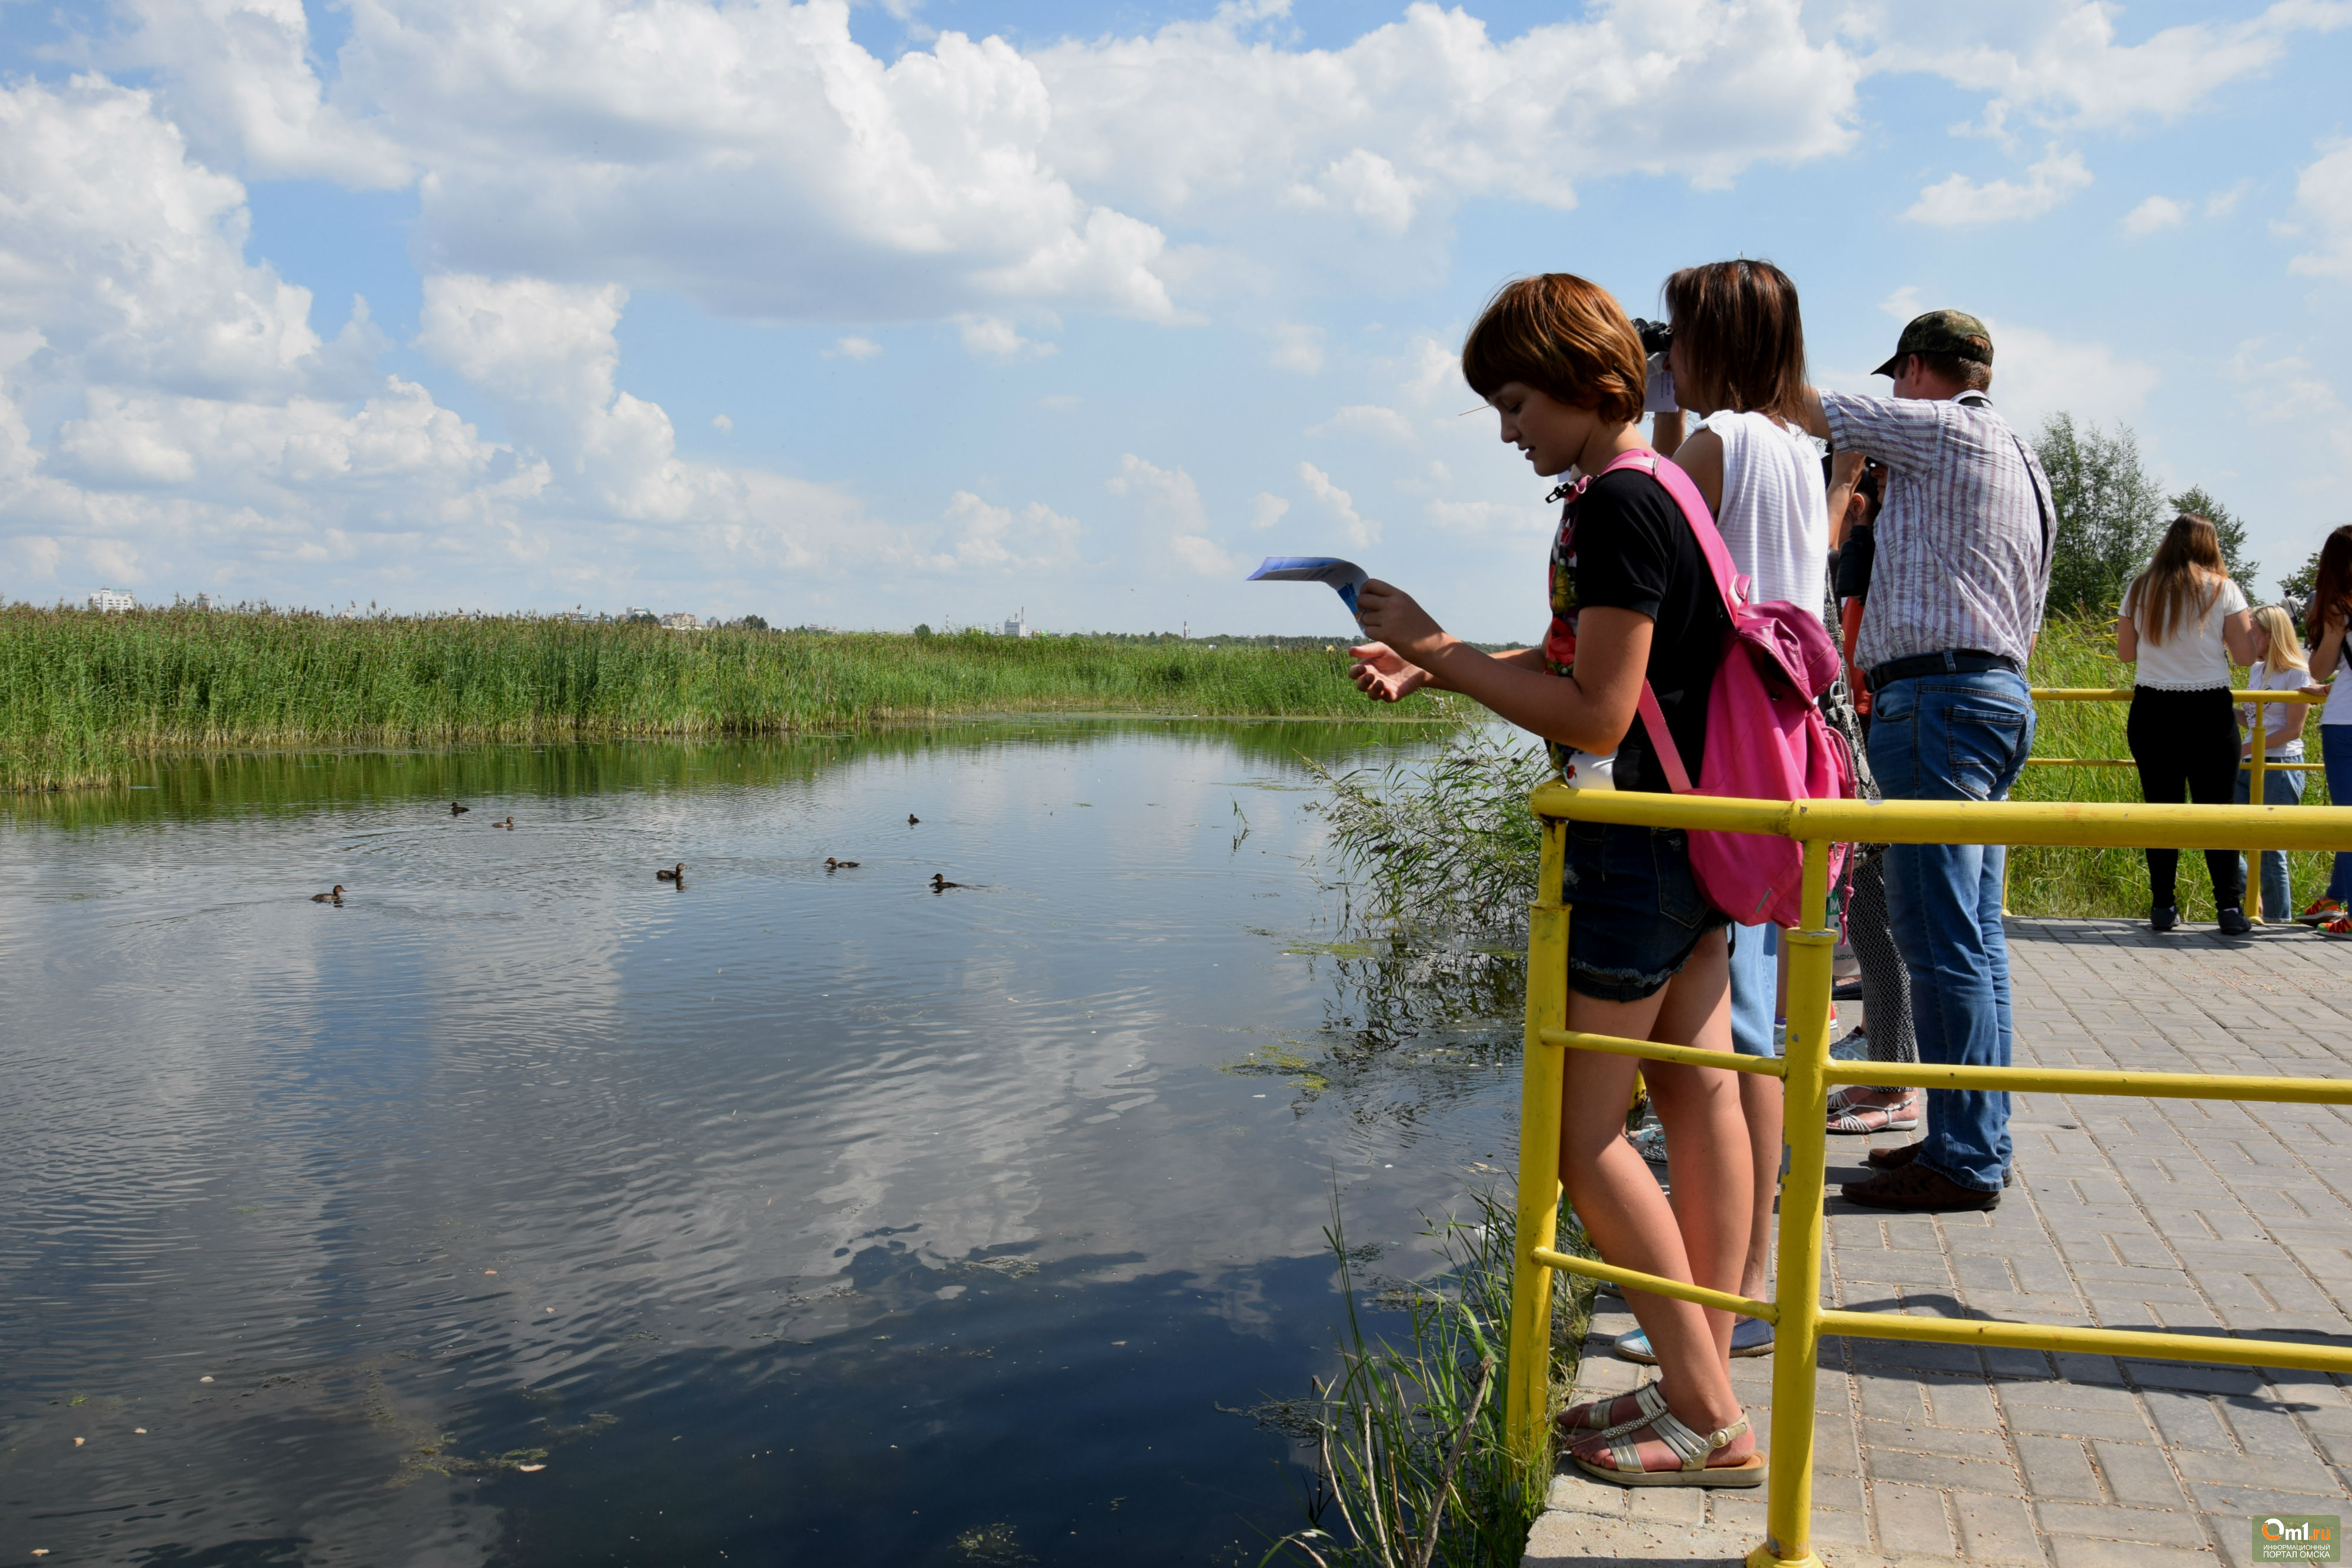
[[1865, 669, 2035, 1193], [2327, 727, 2352, 904], [2234, 763, 2306, 921], [1729, 922, 1778, 1057]]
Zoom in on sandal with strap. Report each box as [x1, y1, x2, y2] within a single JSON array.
[[1571, 1407, 1766, 1489], [1828, 1092, 1920, 1135], [1554, 1380, 1668, 1440]]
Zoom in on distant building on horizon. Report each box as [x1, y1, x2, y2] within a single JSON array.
[[88, 588, 136, 613], [1000, 607, 1030, 638], [659, 611, 701, 631]]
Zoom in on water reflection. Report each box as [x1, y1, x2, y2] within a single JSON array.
[[0, 719, 1521, 1566]]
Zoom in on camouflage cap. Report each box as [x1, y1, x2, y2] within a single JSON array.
[[1872, 310, 1994, 377]]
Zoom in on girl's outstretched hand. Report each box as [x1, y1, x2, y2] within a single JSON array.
[[1348, 641, 1430, 703], [1354, 580, 1446, 665]]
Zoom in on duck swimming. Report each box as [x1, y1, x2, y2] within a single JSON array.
[[310, 885, 345, 903], [907, 814, 920, 825], [495, 817, 515, 829], [450, 803, 469, 815], [930, 872, 964, 891], [826, 857, 860, 870], [656, 863, 685, 882]]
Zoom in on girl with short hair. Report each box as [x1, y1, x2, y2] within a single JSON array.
[[2117, 514, 2256, 932], [2235, 604, 2312, 922], [1347, 273, 1761, 1488]]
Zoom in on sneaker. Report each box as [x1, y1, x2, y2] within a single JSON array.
[[1613, 1318, 1775, 1365], [2150, 902, 2179, 933], [2318, 914, 2352, 940], [1840, 1163, 2000, 1212], [2297, 897, 2346, 927], [1628, 1122, 1669, 1164], [2218, 906, 2252, 937]]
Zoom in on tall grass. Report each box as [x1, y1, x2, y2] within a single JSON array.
[[1260, 1189, 1592, 1568], [2007, 614, 2333, 919], [0, 607, 1469, 790]]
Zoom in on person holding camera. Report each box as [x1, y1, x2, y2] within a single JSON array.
[[1792, 310, 2055, 1214]]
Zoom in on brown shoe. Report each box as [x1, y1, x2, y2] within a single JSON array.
[[1841, 1162, 2000, 1212], [1865, 1141, 1922, 1169]]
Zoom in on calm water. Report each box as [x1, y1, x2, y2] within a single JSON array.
[[0, 721, 1528, 1567]]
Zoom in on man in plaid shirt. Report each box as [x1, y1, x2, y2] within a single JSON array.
[[1799, 310, 2056, 1213]]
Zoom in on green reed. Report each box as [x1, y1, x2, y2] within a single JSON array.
[[1260, 1189, 1591, 1568], [0, 607, 1469, 790]]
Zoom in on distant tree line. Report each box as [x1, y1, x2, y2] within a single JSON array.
[[2033, 412, 2263, 615]]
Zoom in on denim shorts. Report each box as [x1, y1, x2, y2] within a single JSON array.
[[1563, 820, 1729, 1003]]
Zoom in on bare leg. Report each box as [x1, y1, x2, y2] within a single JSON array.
[[1557, 935, 1755, 1467], [1736, 1071, 1782, 1301]]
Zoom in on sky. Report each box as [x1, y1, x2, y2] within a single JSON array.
[[1, 1, 2348, 640]]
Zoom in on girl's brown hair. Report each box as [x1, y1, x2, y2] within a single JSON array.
[[2125, 514, 2226, 646], [2306, 525, 2352, 651], [1662, 259, 1808, 423], [1460, 274, 1645, 426]]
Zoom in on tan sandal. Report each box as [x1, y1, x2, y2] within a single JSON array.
[[1571, 1408, 1766, 1488], [1554, 1379, 1668, 1439]]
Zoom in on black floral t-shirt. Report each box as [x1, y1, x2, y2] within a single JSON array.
[[1544, 466, 1727, 793]]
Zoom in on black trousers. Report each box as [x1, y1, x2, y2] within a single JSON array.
[[2126, 684, 2246, 910]]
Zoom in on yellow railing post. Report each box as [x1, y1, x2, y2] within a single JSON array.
[[2249, 694, 2270, 924], [1506, 816, 1571, 1463], [1750, 840, 1834, 1568]]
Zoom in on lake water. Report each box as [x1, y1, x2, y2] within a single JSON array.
[[0, 720, 1532, 1567]]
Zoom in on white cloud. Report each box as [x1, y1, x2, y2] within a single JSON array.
[[1107, 453, 1233, 576], [711, 414, 733, 433], [2122, 195, 2187, 236], [826, 336, 883, 360], [1981, 322, 2160, 434], [2229, 340, 2352, 470], [2207, 181, 2251, 219], [1269, 324, 1324, 375], [935, 490, 1084, 570], [1249, 493, 1289, 531], [1904, 148, 2091, 227], [1877, 286, 1923, 322], [957, 316, 1057, 359], [1849, 0, 2352, 135], [1297, 462, 1379, 549], [1307, 405, 1415, 443], [1399, 336, 1464, 407], [1424, 499, 1550, 537], [2287, 139, 2352, 277]]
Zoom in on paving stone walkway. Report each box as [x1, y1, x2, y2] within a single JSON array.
[[1525, 917, 2352, 1568]]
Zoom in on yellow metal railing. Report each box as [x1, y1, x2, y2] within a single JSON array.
[[2014, 688, 2324, 923], [1506, 787, 2352, 1568]]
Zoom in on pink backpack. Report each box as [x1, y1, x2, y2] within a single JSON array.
[[1591, 450, 1855, 928]]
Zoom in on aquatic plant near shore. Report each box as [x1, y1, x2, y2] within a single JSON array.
[[1255, 1188, 1593, 1568], [0, 606, 1471, 790]]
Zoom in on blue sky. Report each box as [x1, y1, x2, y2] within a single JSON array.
[[1, 1, 2348, 640]]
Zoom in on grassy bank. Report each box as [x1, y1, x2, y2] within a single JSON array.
[[2007, 614, 2331, 920], [0, 607, 1468, 790]]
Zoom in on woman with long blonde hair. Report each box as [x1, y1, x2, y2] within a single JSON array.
[[2235, 604, 2311, 921], [2117, 514, 2255, 932]]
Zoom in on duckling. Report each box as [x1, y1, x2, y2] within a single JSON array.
[[930, 872, 964, 891], [907, 813, 920, 825], [450, 802, 469, 815], [656, 863, 685, 882], [825, 857, 860, 870], [495, 816, 515, 830], [310, 885, 346, 903]]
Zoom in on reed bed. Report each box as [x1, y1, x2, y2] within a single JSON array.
[[0, 607, 1468, 791]]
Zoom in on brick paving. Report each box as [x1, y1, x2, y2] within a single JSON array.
[[1525, 917, 2352, 1568]]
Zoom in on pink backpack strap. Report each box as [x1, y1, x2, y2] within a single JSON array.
[[1636, 681, 1695, 794], [1593, 448, 1746, 618], [1588, 448, 1725, 798]]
